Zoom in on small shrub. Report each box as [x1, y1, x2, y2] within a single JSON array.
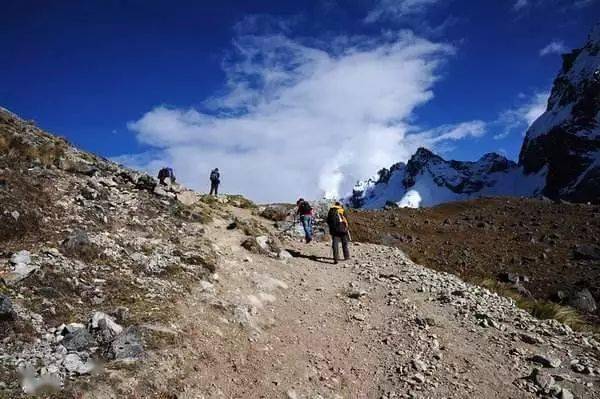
[[478, 278, 590, 331], [0, 133, 66, 167], [519, 300, 586, 330], [227, 194, 256, 209]]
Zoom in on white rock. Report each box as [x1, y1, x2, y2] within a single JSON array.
[[89, 312, 123, 335], [10, 250, 31, 265], [10, 210, 20, 221], [63, 353, 94, 374], [177, 191, 198, 206]]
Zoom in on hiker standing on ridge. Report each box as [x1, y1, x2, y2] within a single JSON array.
[[296, 198, 314, 243], [209, 168, 220, 196], [327, 201, 351, 264], [158, 167, 176, 185]]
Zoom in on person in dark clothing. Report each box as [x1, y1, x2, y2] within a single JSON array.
[[296, 198, 314, 243], [209, 168, 220, 196], [158, 167, 176, 185], [326, 201, 350, 264]]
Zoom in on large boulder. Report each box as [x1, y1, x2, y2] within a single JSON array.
[[260, 204, 293, 221], [88, 311, 123, 343], [106, 327, 144, 361], [63, 353, 95, 375], [177, 191, 198, 206], [4, 250, 38, 285], [135, 175, 157, 191], [60, 229, 99, 261], [0, 295, 14, 321], [61, 230, 91, 253], [62, 328, 96, 352], [10, 250, 31, 265], [568, 288, 597, 313], [59, 159, 98, 176]]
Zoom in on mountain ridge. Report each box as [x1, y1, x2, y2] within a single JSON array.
[[349, 24, 600, 209]]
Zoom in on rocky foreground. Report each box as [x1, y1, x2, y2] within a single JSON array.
[[1, 108, 600, 398], [349, 198, 600, 325]]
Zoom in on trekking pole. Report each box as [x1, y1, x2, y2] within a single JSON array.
[[281, 217, 298, 234]]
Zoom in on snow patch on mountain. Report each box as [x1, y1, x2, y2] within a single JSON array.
[[349, 149, 546, 209]]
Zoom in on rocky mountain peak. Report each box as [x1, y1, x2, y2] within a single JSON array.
[[518, 24, 600, 203], [410, 147, 439, 163]]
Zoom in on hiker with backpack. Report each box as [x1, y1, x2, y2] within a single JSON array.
[[158, 167, 176, 185], [327, 201, 351, 264], [296, 198, 314, 243], [209, 168, 220, 196]]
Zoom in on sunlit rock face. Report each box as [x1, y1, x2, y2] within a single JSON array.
[[519, 24, 600, 203]]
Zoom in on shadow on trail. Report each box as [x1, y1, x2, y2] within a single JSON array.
[[286, 249, 335, 265]]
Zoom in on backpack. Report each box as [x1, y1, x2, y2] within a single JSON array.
[[299, 201, 312, 214], [159, 168, 174, 179], [210, 170, 220, 182], [327, 207, 348, 234]]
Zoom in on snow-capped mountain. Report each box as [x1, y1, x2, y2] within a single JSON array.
[[518, 24, 600, 203], [348, 148, 545, 209], [350, 24, 599, 209]]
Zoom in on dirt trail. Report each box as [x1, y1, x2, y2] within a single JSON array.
[[92, 207, 599, 399]]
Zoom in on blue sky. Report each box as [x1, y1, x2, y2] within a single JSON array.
[[1, 0, 599, 202]]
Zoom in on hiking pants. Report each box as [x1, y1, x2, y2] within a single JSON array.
[[210, 181, 219, 196], [300, 215, 313, 242], [332, 233, 350, 262]]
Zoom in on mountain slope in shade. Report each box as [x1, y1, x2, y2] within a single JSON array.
[[349, 148, 545, 209], [519, 24, 600, 203]]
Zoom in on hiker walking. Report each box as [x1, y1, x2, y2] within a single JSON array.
[[296, 198, 314, 243], [209, 168, 220, 196], [158, 167, 176, 185], [327, 201, 351, 264]]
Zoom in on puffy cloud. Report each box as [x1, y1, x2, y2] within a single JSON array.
[[539, 40, 568, 56], [493, 91, 549, 140], [365, 0, 441, 23], [122, 29, 485, 203]]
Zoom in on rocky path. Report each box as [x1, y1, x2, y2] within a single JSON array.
[[90, 209, 600, 399]]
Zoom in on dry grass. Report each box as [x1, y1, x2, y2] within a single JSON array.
[[478, 278, 590, 331], [227, 194, 256, 209], [0, 132, 66, 168]]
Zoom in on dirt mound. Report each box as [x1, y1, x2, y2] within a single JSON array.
[[349, 197, 600, 323]]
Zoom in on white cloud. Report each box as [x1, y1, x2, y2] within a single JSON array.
[[513, 0, 597, 12], [410, 121, 486, 143], [539, 40, 567, 56], [365, 0, 441, 23], [122, 29, 485, 203], [493, 91, 549, 140], [513, 0, 529, 11]]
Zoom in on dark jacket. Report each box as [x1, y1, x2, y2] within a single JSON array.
[[210, 170, 220, 183]]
